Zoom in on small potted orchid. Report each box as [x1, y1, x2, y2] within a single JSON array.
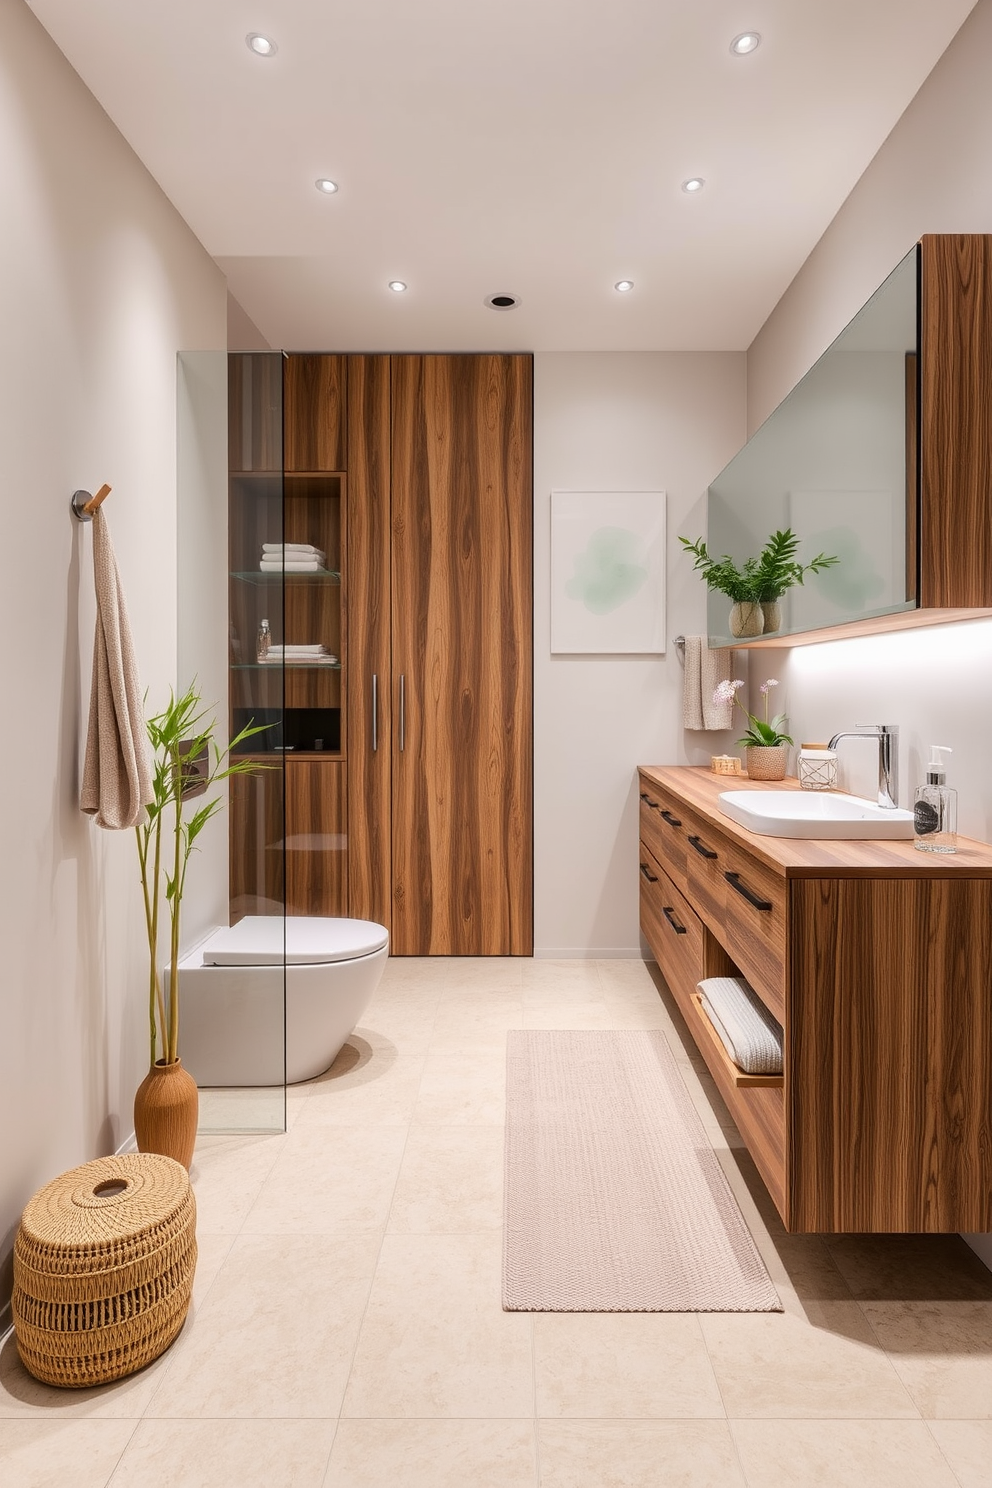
[[715, 677, 793, 780]]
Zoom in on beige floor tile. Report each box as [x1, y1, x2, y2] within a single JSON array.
[[414, 1046, 508, 1124], [0, 1329, 169, 1422], [825, 1235, 992, 1302], [0, 1418, 136, 1487], [435, 958, 525, 992], [296, 1067, 425, 1128], [859, 1300, 992, 1418], [700, 1303, 919, 1418], [927, 1420, 992, 1486], [431, 999, 524, 1038], [323, 1419, 536, 1488], [188, 1131, 286, 1234], [519, 1003, 617, 1029], [731, 1418, 961, 1488], [534, 1313, 725, 1419], [594, 959, 660, 990], [111, 1418, 337, 1488], [341, 1233, 533, 1417], [520, 961, 604, 998], [387, 1125, 504, 1233], [190, 1231, 236, 1307], [537, 1420, 747, 1488], [241, 1124, 407, 1234], [145, 1234, 377, 1418]]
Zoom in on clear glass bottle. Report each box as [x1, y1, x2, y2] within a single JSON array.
[[914, 744, 957, 853], [256, 617, 271, 663]]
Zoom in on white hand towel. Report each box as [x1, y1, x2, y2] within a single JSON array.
[[259, 559, 323, 573], [80, 510, 155, 830], [262, 542, 324, 556], [269, 643, 327, 654], [260, 549, 326, 564], [682, 636, 734, 731]]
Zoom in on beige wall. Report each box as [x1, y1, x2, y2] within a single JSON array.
[[0, 0, 226, 1308], [745, 0, 992, 1266], [533, 352, 745, 955]]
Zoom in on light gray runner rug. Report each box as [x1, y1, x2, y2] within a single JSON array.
[[503, 1030, 781, 1312]]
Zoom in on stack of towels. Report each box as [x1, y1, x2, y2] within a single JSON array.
[[695, 976, 783, 1075], [262, 643, 338, 666], [260, 542, 326, 573]]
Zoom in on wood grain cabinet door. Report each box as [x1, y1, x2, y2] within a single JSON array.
[[389, 354, 533, 955], [284, 355, 347, 472]]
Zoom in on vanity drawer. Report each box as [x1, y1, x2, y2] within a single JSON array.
[[681, 806, 733, 933], [719, 841, 787, 1025], [639, 784, 688, 894], [639, 846, 703, 1003]]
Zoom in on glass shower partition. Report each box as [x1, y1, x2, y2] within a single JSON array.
[[177, 350, 287, 1134]]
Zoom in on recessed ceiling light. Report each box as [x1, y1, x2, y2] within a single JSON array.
[[246, 33, 277, 56], [730, 32, 761, 55], [315, 178, 338, 194], [682, 177, 706, 193], [388, 281, 407, 293], [486, 293, 519, 310], [614, 280, 634, 293]]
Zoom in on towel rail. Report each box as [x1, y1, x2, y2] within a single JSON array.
[[71, 484, 112, 522]]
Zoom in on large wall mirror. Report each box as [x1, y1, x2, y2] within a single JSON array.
[[705, 246, 919, 646]]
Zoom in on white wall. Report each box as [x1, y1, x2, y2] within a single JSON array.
[[744, 0, 992, 1267], [533, 352, 745, 956], [0, 0, 226, 1308]]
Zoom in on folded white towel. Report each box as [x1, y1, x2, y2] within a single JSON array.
[[697, 976, 783, 1075], [682, 636, 734, 730], [269, 644, 327, 654], [260, 655, 338, 665], [262, 542, 324, 556], [259, 559, 323, 573], [260, 551, 326, 565]]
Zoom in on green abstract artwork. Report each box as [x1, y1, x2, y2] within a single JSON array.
[[565, 526, 648, 614]]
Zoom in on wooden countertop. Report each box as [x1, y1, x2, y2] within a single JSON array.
[[638, 765, 992, 878]]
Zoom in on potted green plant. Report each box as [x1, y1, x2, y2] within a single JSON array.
[[678, 528, 838, 636], [714, 677, 793, 780], [134, 685, 268, 1168]]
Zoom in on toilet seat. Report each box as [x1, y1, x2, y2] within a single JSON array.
[[198, 915, 389, 967]]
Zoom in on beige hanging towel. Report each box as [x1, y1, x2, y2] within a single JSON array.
[[80, 509, 154, 829], [681, 636, 734, 731]]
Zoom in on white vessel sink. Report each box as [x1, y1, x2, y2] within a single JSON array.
[[718, 789, 915, 840]]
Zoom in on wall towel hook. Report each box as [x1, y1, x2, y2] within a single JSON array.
[[71, 484, 112, 522]]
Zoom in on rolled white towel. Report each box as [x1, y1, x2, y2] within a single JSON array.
[[696, 976, 783, 1075], [259, 559, 323, 573]]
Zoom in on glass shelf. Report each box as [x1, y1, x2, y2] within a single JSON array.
[[232, 662, 342, 671], [231, 569, 340, 585]]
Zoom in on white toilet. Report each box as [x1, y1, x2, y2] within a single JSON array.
[[177, 915, 389, 1086]]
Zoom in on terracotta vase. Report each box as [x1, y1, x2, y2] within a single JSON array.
[[760, 600, 782, 634], [728, 601, 763, 638], [745, 745, 788, 781], [134, 1059, 198, 1171]]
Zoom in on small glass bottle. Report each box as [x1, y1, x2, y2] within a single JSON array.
[[256, 617, 271, 663], [914, 745, 957, 853]]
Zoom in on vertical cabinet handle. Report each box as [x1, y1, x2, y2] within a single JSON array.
[[371, 673, 378, 753], [399, 674, 406, 753]]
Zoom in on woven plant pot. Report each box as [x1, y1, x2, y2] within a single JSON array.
[[745, 745, 788, 781], [12, 1153, 196, 1388], [760, 601, 782, 634], [134, 1058, 198, 1171]]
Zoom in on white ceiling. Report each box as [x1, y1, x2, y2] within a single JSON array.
[[27, 0, 977, 352]]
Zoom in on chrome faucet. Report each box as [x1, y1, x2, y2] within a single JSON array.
[[827, 724, 899, 809]]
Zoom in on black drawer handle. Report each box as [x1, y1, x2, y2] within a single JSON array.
[[662, 906, 687, 935], [639, 791, 651, 801], [660, 809, 682, 828], [639, 862, 659, 883], [724, 871, 773, 912], [688, 834, 718, 860]]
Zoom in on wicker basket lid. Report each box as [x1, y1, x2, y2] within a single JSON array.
[[18, 1153, 191, 1254]]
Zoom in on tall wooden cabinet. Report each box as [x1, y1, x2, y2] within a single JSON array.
[[228, 351, 533, 954]]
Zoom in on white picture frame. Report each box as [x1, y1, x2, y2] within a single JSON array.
[[550, 490, 666, 654]]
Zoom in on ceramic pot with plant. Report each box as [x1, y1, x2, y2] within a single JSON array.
[[679, 528, 838, 637], [134, 686, 267, 1168], [713, 677, 794, 781]]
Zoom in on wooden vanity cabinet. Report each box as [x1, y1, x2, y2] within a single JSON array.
[[638, 765, 992, 1234]]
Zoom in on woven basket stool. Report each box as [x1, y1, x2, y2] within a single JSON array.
[[12, 1152, 197, 1388]]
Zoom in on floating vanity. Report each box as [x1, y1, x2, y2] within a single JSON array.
[[638, 765, 992, 1234]]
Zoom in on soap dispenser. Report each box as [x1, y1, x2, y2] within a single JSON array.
[[914, 745, 957, 854]]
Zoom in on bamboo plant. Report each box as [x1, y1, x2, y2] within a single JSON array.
[[135, 685, 268, 1069]]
